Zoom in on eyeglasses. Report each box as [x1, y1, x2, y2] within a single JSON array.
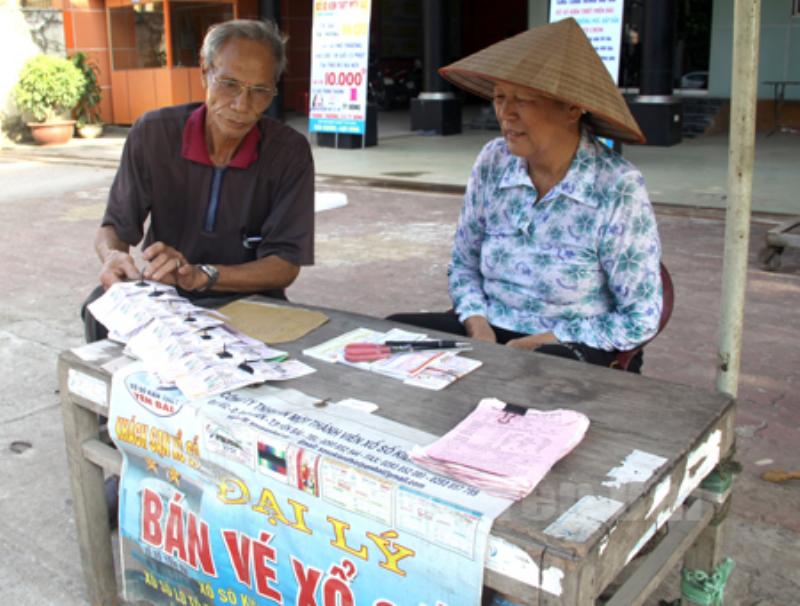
[[491, 93, 540, 112], [210, 74, 278, 106]]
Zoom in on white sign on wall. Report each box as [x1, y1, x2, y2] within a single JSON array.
[[549, 0, 625, 84], [308, 0, 372, 135]]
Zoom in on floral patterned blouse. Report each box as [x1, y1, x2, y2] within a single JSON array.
[[448, 131, 662, 351]]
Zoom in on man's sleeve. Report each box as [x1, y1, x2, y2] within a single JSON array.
[[256, 136, 315, 266], [101, 121, 151, 246]]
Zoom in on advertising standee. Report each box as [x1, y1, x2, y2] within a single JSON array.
[[549, 0, 625, 83], [308, 1, 372, 136]]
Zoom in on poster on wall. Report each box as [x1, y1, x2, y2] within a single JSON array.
[[109, 362, 510, 606], [549, 0, 625, 84], [308, 0, 373, 135]]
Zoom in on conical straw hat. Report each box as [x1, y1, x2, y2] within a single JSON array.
[[439, 18, 645, 144]]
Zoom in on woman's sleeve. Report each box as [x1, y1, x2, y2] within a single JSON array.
[[448, 155, 490, 322], [553, 170, 663, 351]]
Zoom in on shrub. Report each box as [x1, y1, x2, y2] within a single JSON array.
[[71, 52, 103, 126], [13, 54, 86, 123]]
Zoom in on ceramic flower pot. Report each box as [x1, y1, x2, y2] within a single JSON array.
[[77, 123, 104, 139], [28, 120, 76, 145]]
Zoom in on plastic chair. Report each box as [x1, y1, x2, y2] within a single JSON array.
[[611, 262, 674, 371]]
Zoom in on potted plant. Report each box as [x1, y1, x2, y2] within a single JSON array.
[[71, 52, 104, 139], [13, 54, 85, 145]]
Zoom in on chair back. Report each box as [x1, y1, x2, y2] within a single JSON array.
[[613, 262, 674, 371]]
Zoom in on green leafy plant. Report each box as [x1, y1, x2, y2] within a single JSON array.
[[13, 54, 85, 123], [71, 52, 103, 126]]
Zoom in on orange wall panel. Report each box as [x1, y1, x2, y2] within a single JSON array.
[[127, 70, 158, 123], [155, 69, 173, 108], [83, 49, 112, 88], [98, 93, 113, 124], [172, 68, 191, 105], [188, 68, 204, 101], [73, 10, 109, 49], [111, 70, 131, 124], [63, 10, 76, 50], [108, 7, 135, 49]]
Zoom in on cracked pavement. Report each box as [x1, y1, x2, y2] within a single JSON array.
[[0, 155, 798, 604]]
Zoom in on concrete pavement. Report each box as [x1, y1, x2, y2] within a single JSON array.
[[0, 111, 799, 604], [3, 107, 798, 215]]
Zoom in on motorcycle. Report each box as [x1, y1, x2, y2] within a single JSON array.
[[368, 59, 422, 110]]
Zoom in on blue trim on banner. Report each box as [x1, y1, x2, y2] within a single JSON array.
[[309, 118, 366, 135]]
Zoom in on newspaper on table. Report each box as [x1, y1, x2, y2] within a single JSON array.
[[88, 281, 315, 399], [302, 327, 482, 390], [411, 398, 591, 500]]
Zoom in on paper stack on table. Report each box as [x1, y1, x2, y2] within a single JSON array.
[[302, 327, 482, 390], [410, 398, 590, 500], [88, 281, 316, 399]]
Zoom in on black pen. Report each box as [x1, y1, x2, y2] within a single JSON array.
[[383, 340, 472, 351]]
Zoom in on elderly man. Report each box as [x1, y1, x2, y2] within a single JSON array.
[[83, 19, 314, 341]]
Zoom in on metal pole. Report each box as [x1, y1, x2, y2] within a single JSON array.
[[716, 0, 761, 397], [422, 0, 447, 92]]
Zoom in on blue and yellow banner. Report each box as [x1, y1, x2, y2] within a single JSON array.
[[110, 362, 509, 606]]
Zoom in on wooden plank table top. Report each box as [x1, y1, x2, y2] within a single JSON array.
[[59, 302, 736, 605]]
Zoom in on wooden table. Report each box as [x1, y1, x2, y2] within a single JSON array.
[[59, 304, 735, 605]]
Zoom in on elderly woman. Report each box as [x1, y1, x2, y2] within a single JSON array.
[[390, 18, 662, 372]]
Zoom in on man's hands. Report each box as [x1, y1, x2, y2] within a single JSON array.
[[141, 242, 208, 291], [99, 249, 140, 289], [96, 226, 139, 289], [96, 226, 209, 291]]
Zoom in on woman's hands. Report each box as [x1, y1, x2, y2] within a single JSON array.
[[464, 316, 497, 343], [506, 332, 558, 350], [464, 315, 558, 349]]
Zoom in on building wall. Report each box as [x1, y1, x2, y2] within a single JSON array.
[[0, 1, 62, 142], [63, 0, 113, 123], [279, 0, 311, 113], [709, 0, 800, 99], [528, 0, 547, 27]]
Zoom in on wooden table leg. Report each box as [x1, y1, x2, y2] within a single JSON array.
[[59, 360, 119, 606], [683, 494, 730, 572]]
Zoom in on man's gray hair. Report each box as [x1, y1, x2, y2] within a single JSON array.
[[200, 19, 287, 82]]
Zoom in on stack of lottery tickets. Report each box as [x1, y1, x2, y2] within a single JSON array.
[[88, 281, 315, 399], [410, 398, 590, 500]]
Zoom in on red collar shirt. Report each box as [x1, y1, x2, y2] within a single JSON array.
[[102, 103, 314, 275]]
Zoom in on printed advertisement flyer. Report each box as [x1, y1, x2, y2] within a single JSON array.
[[550, 0, 625, 81], [308, 0, 372, 135]]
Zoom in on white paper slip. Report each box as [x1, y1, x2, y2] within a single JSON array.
[[243, 359, 317, 382], [404, 354, 483, 390]]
